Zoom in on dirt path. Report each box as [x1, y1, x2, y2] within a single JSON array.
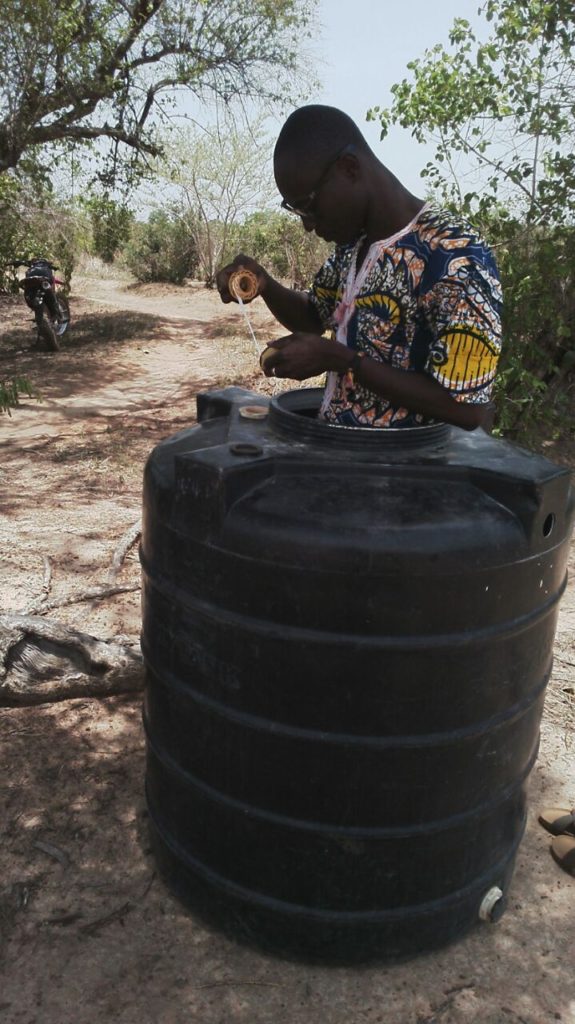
[[0, 273, 281, 630], [1, 269, 574, 1024]]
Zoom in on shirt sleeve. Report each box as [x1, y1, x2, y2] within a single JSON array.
[[419, 240, 503, 405], [307, 248, 344, 331]]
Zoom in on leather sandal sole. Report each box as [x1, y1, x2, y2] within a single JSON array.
[[538, 806, 575, 836], [551, 835, 575, 877]]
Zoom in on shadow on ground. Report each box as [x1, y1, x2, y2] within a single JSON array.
[[0, 689, 574, 1024], [1, 308, 185, 357], [1, 277, 574, 1024]]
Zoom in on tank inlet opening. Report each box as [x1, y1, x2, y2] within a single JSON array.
[[478, 886, 505, 923], [229, 442, 263, 457], [543, 513, 556, 538]]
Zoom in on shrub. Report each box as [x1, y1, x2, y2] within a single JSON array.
[[489, 218, 575, 442], [0, 377, 36, 414], [86, 196, 134, 264], [0, 172, 84, 291], [234, 211, 330, 288], [122, 210, 198, 283]]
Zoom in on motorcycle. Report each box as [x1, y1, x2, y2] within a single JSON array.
[[11, 258, 70, 351]]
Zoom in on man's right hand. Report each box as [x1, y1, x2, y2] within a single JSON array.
[[216, 254, 267, 304], [216, 253, 323, 337]]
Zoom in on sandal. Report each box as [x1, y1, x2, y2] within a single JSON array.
[[551, 835, 575, 877], [538, 806, 575, 837]]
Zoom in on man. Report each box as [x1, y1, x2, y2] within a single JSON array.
[[217, 105, 502, 431]]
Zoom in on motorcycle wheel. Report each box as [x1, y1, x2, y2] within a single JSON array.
[[35, 311, 60, 351], [55, 295, 71, 335]]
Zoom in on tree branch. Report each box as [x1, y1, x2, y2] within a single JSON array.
[[29, 121, 160, 157], [452, 127, 538, 208]]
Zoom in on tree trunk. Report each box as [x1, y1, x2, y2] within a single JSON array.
[[0, 614, 143, 706]]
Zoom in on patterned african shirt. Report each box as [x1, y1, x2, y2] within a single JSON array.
[[308, 205, 502, 427]]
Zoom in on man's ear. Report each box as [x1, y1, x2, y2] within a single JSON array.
[[338, 151, 361, 182]]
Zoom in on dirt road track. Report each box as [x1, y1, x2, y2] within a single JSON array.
[[1, 274, 574, 1024]]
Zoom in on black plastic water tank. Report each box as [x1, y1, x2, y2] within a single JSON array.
[[141, 387, 574, 962]]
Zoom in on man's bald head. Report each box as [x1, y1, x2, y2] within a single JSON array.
[[272, 104, 422, 248], [273, 105, 387, 246], [274, 105, 370, 170]]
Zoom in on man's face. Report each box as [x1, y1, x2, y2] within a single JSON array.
[[274, 148, 365, 246]]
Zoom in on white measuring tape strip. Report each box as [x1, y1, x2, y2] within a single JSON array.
[[236, 295, 261, 361], [229, 269, 261, 361], [229, 268, 282, 389]]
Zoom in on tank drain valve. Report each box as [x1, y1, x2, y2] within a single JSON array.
[[478, 886, 505, 923]]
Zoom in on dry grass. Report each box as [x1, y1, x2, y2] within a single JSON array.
[[74, 254, 134, 283]]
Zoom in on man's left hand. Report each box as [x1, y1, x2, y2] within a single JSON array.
[[261, 334, 350, 380]]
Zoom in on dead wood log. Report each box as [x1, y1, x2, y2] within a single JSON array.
[[0, 614, 144, 706]]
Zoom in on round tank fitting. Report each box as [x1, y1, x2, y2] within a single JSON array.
[[229, 442, 263, 457], [478, 886, 505, 922], [229, 268, 258, 302], [239, 405, 268, 420]]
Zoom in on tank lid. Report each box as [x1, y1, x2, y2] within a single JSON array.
[[268, 389, 450, 450]]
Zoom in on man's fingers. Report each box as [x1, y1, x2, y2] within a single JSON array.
[[261, 352, 283, 377], [216, 258, 252, 303], [260, 349, 284, 377]]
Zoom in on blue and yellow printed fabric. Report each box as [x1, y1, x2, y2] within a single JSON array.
[[308, 207, 502, 428]]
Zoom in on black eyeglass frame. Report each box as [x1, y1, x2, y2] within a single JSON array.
[[280, 143, 356, 218]]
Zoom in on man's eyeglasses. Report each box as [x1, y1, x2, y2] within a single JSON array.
[[280, 144, 355, 218]]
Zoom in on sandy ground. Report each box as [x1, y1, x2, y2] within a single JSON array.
[[0, 266, 574, 1024]]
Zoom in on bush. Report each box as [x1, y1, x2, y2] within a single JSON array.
[[488, 217, 575, 442], [0, 172, 85, 291], [122, 210, 198, 283], [86, 196, 134, 263], [0, 377, 36, 414], [234, 211, 330, 288]]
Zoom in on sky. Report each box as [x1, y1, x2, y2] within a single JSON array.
[[125, 0, 490, 216], [291, 0, 488, 195]]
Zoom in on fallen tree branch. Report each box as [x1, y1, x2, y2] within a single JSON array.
[[24, 582, 141, 617], [0, 614, 144, 705], [107, 518, 142, 584]]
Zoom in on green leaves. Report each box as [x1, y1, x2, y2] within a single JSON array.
[[367, 0, 575, 227], [233, 209, 329, 289], [490, 219, 575, 441], [123, 210, 198, 283], [84, 195, 134, 263], [0, 0, 317, 181], [0, 377, 37, 415], [368, 0, 575, 443]]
